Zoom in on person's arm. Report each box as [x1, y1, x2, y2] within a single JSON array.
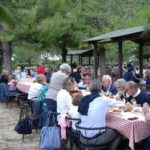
[[104, 96, 121, 107]]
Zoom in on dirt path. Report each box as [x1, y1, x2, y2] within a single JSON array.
[[0, 103, 39, 150]]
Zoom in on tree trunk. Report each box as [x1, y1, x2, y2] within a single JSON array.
[[1, 41, 12, 75], [28, 57, 32, 66], [61, 44, 67, 63]]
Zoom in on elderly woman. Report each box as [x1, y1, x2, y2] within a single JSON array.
[[78, 79, 121, 149], [28, 74, 46, 100], [57, 77, 77, 114], [45, 63, 71, 112], [114, 78, 127, 101], [0, 69, 9, 84]]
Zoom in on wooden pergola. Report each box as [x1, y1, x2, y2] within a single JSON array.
[[68, 49, 94, 65], [85, 24, 150, 78]]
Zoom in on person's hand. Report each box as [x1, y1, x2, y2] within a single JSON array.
[[108, 93, 114, 99], [143, 102, 150, 114], [118, 91, 123, 97]]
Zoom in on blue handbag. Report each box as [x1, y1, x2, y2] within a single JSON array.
[[39, 111, 61, 149]]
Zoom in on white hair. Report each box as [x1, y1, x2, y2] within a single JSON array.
[[114, 78, 126, 88], [102, 75, 112, 84], [59, 63, 71, 74]]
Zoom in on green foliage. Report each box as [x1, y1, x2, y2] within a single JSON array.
[[0, 5, 15, 29], [0, 0, 150, 66]]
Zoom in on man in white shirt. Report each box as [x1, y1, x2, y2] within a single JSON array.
[[78, 79, 121, 150]]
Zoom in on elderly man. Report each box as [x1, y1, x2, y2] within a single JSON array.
[[102, 75, 117, 96], [125, 82, 150, 150], [125, 81, 150, 106], [78, 80, 121, 150]]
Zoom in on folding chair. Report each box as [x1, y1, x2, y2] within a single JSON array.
[[66, 117, 81, 150], [76, 122, 110, 150]]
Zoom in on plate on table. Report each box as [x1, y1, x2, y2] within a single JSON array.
[[108, 108, 122, 114]]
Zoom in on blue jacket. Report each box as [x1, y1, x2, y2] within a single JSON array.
[[123, 71, 134, 81], [146, 77, 150, 89], [128, 91, 150, 106], [102, 84, 117, 96]]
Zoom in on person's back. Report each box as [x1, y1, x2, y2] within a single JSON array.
[[28, 82, 43, 100], [28, 74, 46, 100], [45, 71, 68, 101], [79, 96, 117, 137], [78, 80, 121, 149]]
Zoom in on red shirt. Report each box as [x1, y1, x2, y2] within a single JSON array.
[[38, 65, 45, 75]]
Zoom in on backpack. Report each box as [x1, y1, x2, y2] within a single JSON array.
[[15, 117, 32, 134]]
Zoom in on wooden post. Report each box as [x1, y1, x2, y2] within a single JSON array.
[[89, 56, 91, 65], [118, 42, 123, 78], [79, 55, 81, 64], [93, 42, 98, 79], [81, 56, 83, 65], [139, 43, 143, 77], [99, 47, 106, 77], [70, 55, 73, 65]]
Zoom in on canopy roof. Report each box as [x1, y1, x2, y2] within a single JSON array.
[[68, 49, 93, 56], [85, 24, 150, 45]]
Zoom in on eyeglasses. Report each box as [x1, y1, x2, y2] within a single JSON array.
[[117, 86, 121, 89]]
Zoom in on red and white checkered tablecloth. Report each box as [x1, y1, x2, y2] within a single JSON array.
[[16, 82, 32, 93], [106, 112, 150, 150]]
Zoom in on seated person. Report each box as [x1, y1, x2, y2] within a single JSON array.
[[101, 74, 117, 96], [69, 91, 83, 130], [70, 67, 81, 83], [28, 74, 46, 100], [114, 78, 128, 101], [8, 74, 18, 92], [125, 81, 150, 106], [77, 80, 121, 149], [15, 66, 26, 80], [30, 68, 38, 79], [78, 74, 91, 90], [0, 69, 9, 84], [145, 69, 150, 89], [57, 77, 77, 114]]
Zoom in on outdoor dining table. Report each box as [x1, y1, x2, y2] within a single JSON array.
[[16, 81, 33, 93], [106, 110, 150, 150]]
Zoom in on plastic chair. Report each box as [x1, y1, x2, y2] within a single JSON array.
[[76, 122, 110, 150]]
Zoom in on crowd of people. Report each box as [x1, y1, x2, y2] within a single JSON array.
[[0, 61, 150, 150]]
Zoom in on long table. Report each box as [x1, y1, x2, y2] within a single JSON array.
[[16, 82, 32, 93], [106, 111, 150, 150]]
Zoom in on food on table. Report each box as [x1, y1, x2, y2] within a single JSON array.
[[113, 107, 122, 112], [124, 102, 133, 112]]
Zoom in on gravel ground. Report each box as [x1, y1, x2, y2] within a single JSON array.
[[0, 102, 145, 150], [0, 102, 39, 150]]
